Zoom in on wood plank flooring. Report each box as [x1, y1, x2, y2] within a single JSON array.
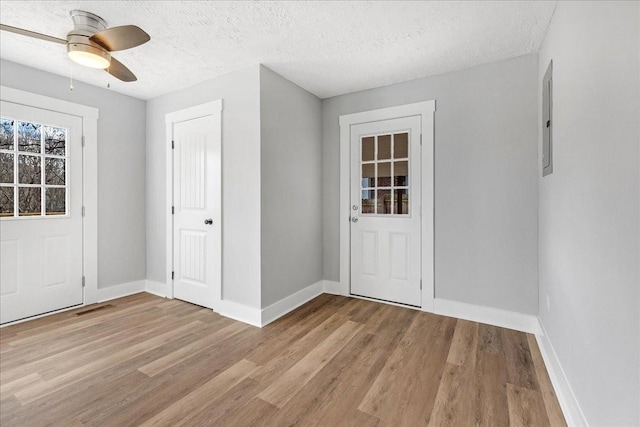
[[0, 292, 566, 426]]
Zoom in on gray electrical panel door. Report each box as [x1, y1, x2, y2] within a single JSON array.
[[542, 60, 553, 176]]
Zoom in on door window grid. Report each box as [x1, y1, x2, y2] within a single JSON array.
[[360, 132, 410, 216], [0, 117, 68, 218]]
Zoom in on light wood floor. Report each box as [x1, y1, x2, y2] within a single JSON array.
[[0, 292, 566, 426]]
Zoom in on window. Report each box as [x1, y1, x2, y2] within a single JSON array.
[[0, 117, 68, 218], [360, 132, 410, 215]]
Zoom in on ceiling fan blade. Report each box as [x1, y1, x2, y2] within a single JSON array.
[[0, 24, 66, 44], [105, 56, 137, 82], [90, 25, 149, 52]]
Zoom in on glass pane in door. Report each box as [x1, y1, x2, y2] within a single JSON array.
[[0, 118, 14, 150], [44, 126, 66, 155], [394, 161, 409, 186], [362, 189, 375, 214], [377, 189, 391, 214], [18, 187, 41, 216], [378, 134, 391, 160], [361, 163, 375, 188], [362, 136, 374, 161], [0, 187, 14, 216], [377, 162, 391, 187], [17, 122, 41, 153], [45, 158, 66, 185], [0, 154, 13, 183], [45, 188, 66, 215], [394, 133, 408, 158], [393, 189, 409, 214], [18, 155, 41, 184]]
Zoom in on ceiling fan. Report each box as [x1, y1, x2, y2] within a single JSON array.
[[0, 10, 150, 82]]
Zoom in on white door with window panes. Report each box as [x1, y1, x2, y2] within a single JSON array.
[[350, 116, 422, 306], [0, 101, 83, 324]]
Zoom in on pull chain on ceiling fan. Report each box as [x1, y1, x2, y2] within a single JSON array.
[[0, 10, 150, 82]]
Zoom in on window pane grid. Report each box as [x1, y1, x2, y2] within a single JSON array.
[[0, 116, 68, 219], [360, 132, 410, 216]]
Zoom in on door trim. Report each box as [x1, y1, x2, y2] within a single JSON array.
[[0, 86, 99, 305], [338, 100, 435, 312], [165, 99, 222, 310]]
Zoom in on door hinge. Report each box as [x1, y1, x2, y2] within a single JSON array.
[[82, 135, 85, 147], [171, 271, 175, 280], [82, 276, 86, 287], [171, 206, 175, 215], [420, 279, 422, 290], [420, 134, 423, 145], [82, 206, 85, 217], [171, 140, 175, 149]]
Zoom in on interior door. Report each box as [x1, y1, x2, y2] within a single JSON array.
[[0, 101, 83, 324], [172, 114, 221, 309], [350, 116, 422, 306]]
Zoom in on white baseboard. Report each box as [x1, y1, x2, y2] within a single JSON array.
[[321, 282, 540, 335], [261, 281, 324, 327], [216, 281, 325, 328], [433, 298, 542, 335], [322, 280, 344, 295], [95, 280, 146, 303], [536, 321, 588, 427], [145, 280, 171, 298], [217, 299, 262, 327]]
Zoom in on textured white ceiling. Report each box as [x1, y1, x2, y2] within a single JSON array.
[[0, 1, 557, 100]]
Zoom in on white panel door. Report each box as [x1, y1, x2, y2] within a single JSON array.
[[172, 114, 221, 309], [0, 101, 83, 324], [350, 116, 422, 306]]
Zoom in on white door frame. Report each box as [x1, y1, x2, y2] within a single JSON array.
[[0, 86, 99, 306], [165, 99, 222, 310], [339, 100, 435, 312]]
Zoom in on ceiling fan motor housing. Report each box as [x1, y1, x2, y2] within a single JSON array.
[[67, 10, 111, 68], [69, 10, 107, 33]]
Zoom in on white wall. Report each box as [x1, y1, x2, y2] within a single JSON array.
[[259, 66, 323, 307], [146, 65, 262, 308], [0, 59, 147, 289], [538, 2, 640, 425], [322, 54, 540, 314]]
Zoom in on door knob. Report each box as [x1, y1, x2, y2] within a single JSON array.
[[204, 218, 213, 225], [351, 216, 358, 223]]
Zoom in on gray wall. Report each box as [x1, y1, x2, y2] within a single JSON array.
[[0, 59, 146, 289], [260, 66, 323, 307], [538, 2, 639, 425], [146, 65, 263, 308], [322, 54, 539, 314]]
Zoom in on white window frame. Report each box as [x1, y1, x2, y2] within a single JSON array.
[[339, 100, 435, 312], [0, 86, 100, 305]]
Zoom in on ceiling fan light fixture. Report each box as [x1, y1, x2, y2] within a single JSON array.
[[67, 43, 111, 69], [1, 8, 148, 81]]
